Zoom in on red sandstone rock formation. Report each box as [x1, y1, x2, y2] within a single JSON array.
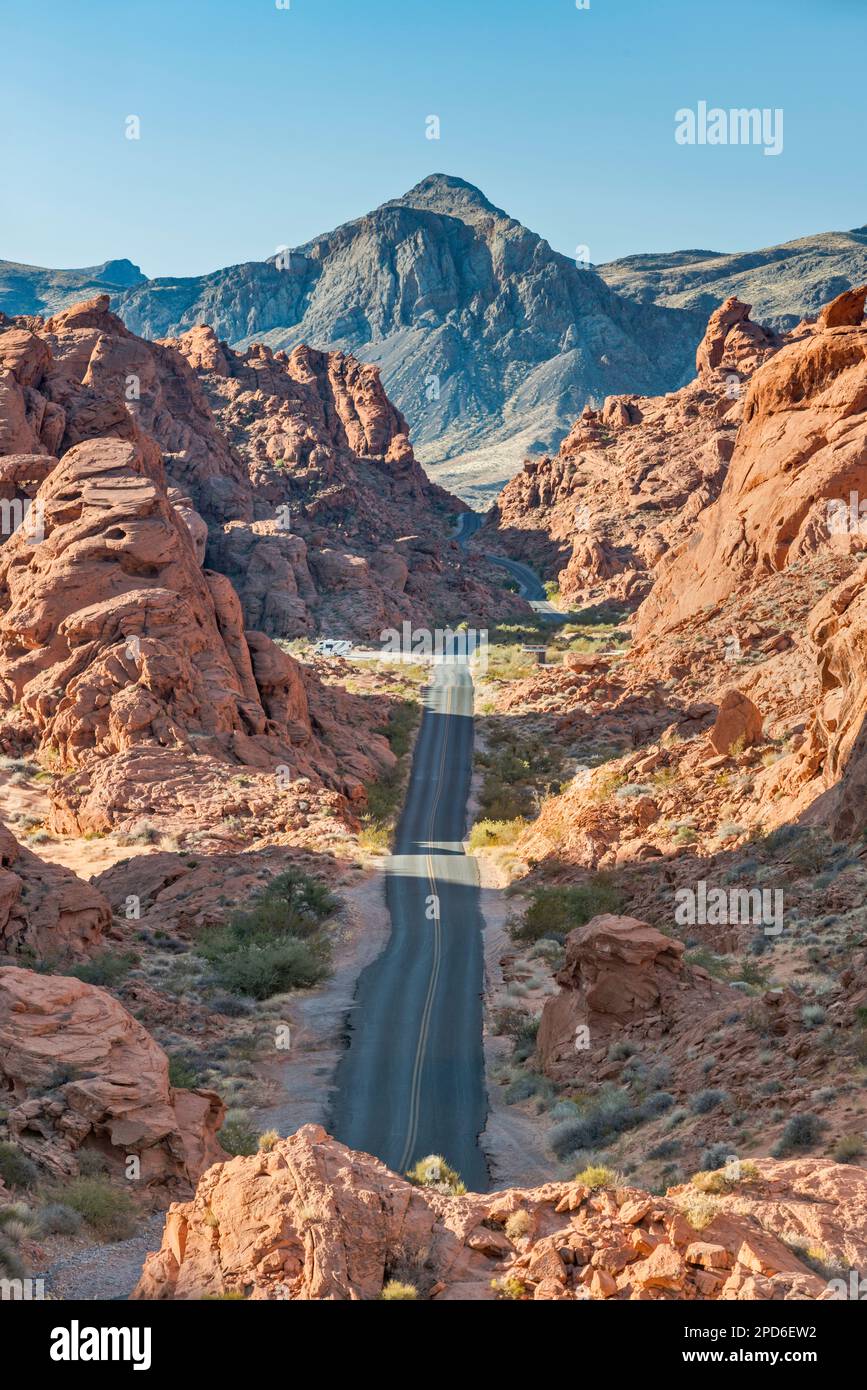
[[484, 298, 779, 608], [0, 819, 111, 960], [0, 966, 224, 1188], [132, 1124, 867, 1300]]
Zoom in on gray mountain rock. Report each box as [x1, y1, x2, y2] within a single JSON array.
[[0, 258, 146, 318], [598, 227, 867, 332]]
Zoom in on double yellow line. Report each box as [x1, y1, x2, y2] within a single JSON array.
[[397, 680, 453, 1174]]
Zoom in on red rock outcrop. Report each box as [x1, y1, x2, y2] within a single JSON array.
[[0, 966, 224, 1188], [484, 298, 779, 608], [638, 288, 867, 636], [164, 326, 523, 640], [0, 819, 111, 960], [132, 1124, 866, 1300], [535, 914, 728, 1082]]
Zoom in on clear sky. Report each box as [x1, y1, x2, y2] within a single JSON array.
[[2, 0, 864, 277]]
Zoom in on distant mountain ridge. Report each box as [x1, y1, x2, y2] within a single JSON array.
[[598, 227, 867, 330], [0, 177, 705, 502], [0, 257, 146, 318], [5, 186, 867, 501]]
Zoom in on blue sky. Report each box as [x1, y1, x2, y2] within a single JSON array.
[[2, 0, 864, 277]]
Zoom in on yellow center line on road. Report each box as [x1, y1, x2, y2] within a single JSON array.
[[397, 679, 454, 1175]]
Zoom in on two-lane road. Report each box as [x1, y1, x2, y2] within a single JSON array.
[[330, 654, 488, 1190], [455, 509, 562, 620]]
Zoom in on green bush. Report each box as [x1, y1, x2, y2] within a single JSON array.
[[44, 1177, 136, 1241], [69, 951, 138, 988], [772, 1113, 825, 1157], [0, 1142, 39, 1191], [511, 878, 624, 944], [218, 1112, 259, 1157], [37, 1202, 83, 1236], [168, 1054, 200, 1089], [197, 869, 335, 999]]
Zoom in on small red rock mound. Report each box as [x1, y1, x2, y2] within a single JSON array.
[[132, 1125, 866, 1301], [0, 966, 224, 1188], [708, 689, 764, 756], [535, 914, 727, 1080], [0, 819, 111, 960]]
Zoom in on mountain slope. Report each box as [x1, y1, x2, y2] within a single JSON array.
[[0, 257, 146, 318], [109, 175, 706, 502], [599, 227, 867, 331]]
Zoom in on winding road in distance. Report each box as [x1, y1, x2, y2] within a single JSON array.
[[454, 509, 562, 619], [330, 510, 558, 1190]]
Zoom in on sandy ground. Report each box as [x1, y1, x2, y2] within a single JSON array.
[[0, 767, 159, 879]]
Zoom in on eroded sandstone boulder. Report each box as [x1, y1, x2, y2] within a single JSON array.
[[0, 820, 111, 960], [0, 966, 224, 1187]]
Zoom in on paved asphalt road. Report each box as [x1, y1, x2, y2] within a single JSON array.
[[330, 512, 560, 1189], [330, 654, 488, 1190], [455, 509, 562, 620]]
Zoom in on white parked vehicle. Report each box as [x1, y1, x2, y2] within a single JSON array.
[[313, 638, 353, 657]]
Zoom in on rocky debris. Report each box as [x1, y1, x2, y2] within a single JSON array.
[[708, 689, 764, 755], [132, 1125, 864, 1300], [0, 819, 111, 960], [484, 298, 779, 608], [0, 966, 224, 1188]]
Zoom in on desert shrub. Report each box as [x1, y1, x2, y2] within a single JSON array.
[[491, 1274, 527, 1299], [700, 1143, 733, 1173], [647, 1139, 680, 1161], [801, 1004, 826, 1028], [683, 1194, 719, 1230], [832, 1134, 865, 1164], [70, 951, 138, 987], [380, 1280, 418, 1300], [0, 1202, 33, 1277], [690, 1088, 729, 1115], [168, 1054, 200, 1089], [511, 877, 624, 945], [505, 1209, 532, 1241], [575, 1164, 617, 1189], [406, 1154, 465, 1195], [77, 1150, 110, 1176], [0, 1142, 38, 1191], [548, 1088, 640, 1157], [772, 1113, 826, 1157], [197, 868, 335, 998], [44, 1177, 136, 1241], [383, 699, 420, 758], [257, 1129, 280, 1152], [467, 818, 526, 850], [218, 1111, 259, 1157], [37, 1202, 83, 1236], [691, 1169, 732, 1195], [640, 1091, 675, 1119], [503, 1073, 546, 1104]]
